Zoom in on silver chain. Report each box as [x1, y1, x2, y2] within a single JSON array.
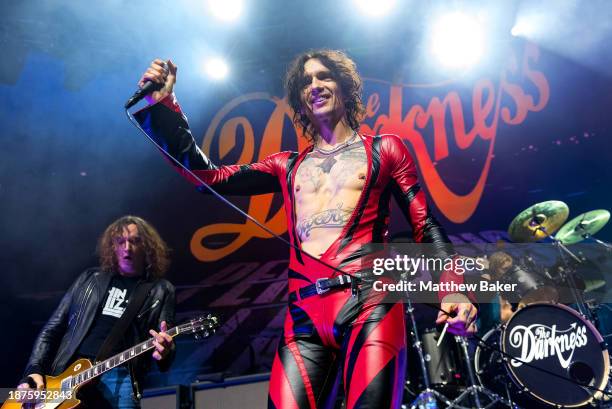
[[313, 131, 358, 155]]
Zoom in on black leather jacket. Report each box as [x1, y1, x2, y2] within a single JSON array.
[[23, 267, 176, 398]]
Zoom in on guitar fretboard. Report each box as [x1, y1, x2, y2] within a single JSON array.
[[69, 326, 180, 388]]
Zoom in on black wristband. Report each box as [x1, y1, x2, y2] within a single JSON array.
[[18, 375, 37, 388]]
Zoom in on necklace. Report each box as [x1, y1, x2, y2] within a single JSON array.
[[314, 131, 358, 155]]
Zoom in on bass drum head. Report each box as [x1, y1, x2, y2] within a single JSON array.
[[475, 327, 558, 409], [502, 303, 610, 407]]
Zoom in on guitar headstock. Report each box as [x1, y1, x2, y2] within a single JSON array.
[[177, 314, 220, 340]]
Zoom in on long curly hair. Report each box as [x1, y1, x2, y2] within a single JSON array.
[[285, 49, 365, 143], [97, 215, 170, 279]]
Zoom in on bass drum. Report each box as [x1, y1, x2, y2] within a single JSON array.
[[476, 303, 610, 408]]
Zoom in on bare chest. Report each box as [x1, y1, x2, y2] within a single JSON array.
[[294, 143, 368, 206]]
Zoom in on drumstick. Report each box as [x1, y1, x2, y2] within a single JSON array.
[[437, 322, 449, 346], [437, 304, 465, 346]]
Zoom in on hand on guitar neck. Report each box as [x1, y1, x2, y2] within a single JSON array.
[[149, 320, 174, 361]]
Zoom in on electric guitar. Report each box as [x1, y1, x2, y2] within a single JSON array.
[[1, 314, 219, 409]]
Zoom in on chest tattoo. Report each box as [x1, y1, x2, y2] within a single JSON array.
[[296, 202, 353, 239], [318, 155, 337, 173], [295, 143, 367, 193]]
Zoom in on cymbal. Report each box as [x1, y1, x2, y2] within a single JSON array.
[[555, 209, 611, 244], [508, 201, 569, 242], [584, 279, 606, 293]]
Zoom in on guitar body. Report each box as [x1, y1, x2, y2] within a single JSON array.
[[1, 359, 92, 409], [48, 358, 92, 409]]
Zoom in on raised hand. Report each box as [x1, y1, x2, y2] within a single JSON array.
[[138, 59, 178, 105]]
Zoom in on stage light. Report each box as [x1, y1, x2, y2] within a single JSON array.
[[511, 19, 531, 37], [207, 0, 243, 22], [354, 0, 396, 17], [511, 14, 541, 38], [204, 57, 229, 80], [430, 12, 485, 69]]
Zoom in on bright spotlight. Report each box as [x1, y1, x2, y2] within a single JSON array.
[[430, 12, 485, 69], [204, 57, 229, 80], [355, 0, 395, 17], [207, 0, 243, 22], [511, 19, 533, 37]]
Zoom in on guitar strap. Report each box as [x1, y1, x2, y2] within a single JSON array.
[[95, 280, 156, 362]]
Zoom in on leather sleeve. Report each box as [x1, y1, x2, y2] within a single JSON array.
[[381, 134, 454, 255], [155, 280, 176, 372], [23, 269, 94, 377], [381, 135, 466, 299], [132, 95, 286, 196]]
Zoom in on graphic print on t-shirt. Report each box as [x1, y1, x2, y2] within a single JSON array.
[[102, 287, 128, 318]]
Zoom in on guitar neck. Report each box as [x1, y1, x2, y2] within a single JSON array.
[[69, 326, 179, 388]]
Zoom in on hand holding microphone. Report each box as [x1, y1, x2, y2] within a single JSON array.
[[125, 59, 177, 109]]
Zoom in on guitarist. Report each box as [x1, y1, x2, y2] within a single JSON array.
[[16, 215, 176, 408]]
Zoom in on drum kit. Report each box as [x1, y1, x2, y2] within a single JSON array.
[[403, 201, 612, 409]]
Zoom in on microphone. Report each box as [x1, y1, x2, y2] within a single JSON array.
[[124, 62, 168, 109]]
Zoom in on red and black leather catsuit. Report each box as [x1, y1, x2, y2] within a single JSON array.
[[134, 96, 463, 409]]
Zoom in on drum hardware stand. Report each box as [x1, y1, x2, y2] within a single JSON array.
[[446, 335, 518, 409], [599, 304, 612, 339], [602, 365, 612, 408], [529, 217, 582, 262], [405, 298, 453, 409], [575, 223, 612, 252], [412, 302, 518, 409], [530, 220, 595, 322]]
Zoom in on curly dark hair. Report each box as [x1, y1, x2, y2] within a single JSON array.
[[97, 215, 170, 279], [285, 49, 365, 143]]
